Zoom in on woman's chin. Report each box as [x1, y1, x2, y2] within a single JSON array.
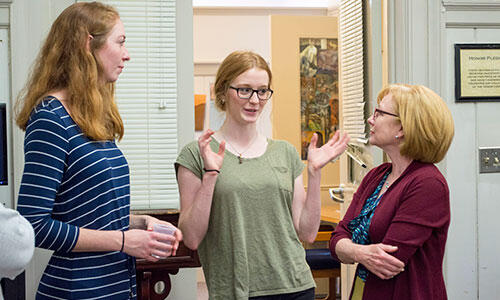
[[368, 137, 378, 147], [241, 114, 259, 123]]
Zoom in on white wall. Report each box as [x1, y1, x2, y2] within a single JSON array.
[[443, 2, 500, 299], [388, 0, 500, 298], [194, 14, 270, 63]]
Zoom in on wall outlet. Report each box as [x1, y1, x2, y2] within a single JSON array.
[[479, 147, 500, 173]]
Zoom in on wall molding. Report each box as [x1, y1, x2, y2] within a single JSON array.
[[443, 1, 500, 28], [0, 1, 10, 26], [446, 22, 500, 28], [194, 7, 327, 16], [442, 1, 500, 11]]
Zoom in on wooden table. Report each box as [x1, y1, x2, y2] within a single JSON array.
[[321, 205, 340, 225]]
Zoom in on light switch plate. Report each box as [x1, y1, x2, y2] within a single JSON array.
[[479, 147, 500, 173]]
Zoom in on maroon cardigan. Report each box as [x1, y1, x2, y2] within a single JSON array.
[[330, 161, 450, 300]]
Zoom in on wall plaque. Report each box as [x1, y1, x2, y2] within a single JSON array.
[[455, 44, 500, 102]]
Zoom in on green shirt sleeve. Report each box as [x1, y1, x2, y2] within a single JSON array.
[[175, 141, 203, 179], [287, 142, 305, 179]]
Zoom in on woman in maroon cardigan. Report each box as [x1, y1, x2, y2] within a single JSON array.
[[329, 84, 454, 300]]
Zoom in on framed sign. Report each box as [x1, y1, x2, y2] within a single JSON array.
[[455, 44, 500, 102]]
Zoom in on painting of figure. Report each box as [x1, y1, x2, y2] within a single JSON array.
[[300, 38, 339, 159]]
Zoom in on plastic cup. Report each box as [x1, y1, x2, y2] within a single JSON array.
[[152, 223, 176, 258]]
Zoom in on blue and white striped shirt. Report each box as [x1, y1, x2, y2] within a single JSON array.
[[17, 97, 136, 299]]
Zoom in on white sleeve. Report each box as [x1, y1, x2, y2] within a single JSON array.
[[0, 203, 35, 279]]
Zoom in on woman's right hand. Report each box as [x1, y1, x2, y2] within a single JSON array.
[[198, 129, 225, 171], [356, 243, 405, 280], [123, 229, 177, 262]]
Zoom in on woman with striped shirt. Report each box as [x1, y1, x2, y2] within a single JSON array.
[[15, 2, 182, 299]]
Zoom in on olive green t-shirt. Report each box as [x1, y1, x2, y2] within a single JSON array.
[[176, 139, 315, 300]]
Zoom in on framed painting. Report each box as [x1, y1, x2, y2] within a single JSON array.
[[299, 38, 339, 159]]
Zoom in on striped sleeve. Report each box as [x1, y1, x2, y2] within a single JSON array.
[[17, 109, 79, 253]]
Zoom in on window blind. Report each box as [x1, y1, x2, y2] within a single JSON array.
[[339, 0, 366, 145], [80, 0, 179, 209]]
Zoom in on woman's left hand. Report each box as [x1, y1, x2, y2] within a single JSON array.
[[145, 217, 183, 256], [356, 243, 405, 280], [307, 131, 350, 171]]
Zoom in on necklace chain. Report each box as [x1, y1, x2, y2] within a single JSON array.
[[221, 132, 259, 164]]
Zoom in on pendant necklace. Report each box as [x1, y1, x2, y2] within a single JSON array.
[[384, 173, 392, 189], [222, 132, 259, 164], [385, 172, 396, 189]]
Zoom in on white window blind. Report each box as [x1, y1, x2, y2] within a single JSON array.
[[339, 0, 366, 145], [80, 0, 179, 209]]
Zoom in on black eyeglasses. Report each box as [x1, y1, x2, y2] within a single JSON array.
[[373, 108, 399, 120], [229, 86, 273, 101]]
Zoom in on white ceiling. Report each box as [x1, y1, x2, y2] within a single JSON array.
[[192, 0, 340, 8]]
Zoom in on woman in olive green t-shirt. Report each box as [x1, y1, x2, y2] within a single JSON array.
[[176, 50, 349, 300]]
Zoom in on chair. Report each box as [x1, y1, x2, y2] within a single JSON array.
[[306, 227, 341, 300]]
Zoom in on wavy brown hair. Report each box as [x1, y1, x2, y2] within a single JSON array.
[[15, 2, 124, 141]]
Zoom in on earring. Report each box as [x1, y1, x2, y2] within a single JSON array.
[[395, 135, 399, 139]]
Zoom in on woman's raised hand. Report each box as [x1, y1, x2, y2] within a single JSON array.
[[307, 131, 350, 171], [198, 129, 225, 171]]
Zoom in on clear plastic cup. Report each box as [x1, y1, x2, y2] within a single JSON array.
[[152, 223, 176, 258]]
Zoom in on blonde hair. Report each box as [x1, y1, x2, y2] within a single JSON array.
[[214, 50, 272, 111], [15, 2, 124, 141], [377, 84, 454, 163]]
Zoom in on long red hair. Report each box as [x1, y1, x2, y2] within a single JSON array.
[[16, 2, 124, 141]]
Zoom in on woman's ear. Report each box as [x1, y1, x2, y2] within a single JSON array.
[[86, 34, 93, 51], [397, 126, 404, 139]]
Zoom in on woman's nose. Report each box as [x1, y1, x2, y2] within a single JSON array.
[[367, 114, 375, 125], [248, 92, 260, 104], [123, 47, 131, 61]]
